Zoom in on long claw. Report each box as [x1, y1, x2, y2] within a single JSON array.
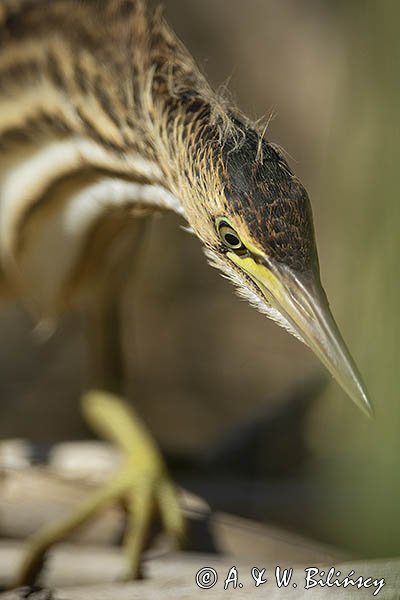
[[157, 479, 186, 542], [122, 488, 154, 580]]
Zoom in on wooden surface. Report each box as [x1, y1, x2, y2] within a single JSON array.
[[1, 441, 399, 598], [1, 543, 399, 599]]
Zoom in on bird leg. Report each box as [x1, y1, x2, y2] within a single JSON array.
[[13, 391, 185, 587], [13, 224, 185, 587]]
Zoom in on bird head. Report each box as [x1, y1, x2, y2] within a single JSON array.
[[185, 122, 373, 417]]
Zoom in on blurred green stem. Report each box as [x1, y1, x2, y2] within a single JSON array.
[[317, 0, 400, 555]]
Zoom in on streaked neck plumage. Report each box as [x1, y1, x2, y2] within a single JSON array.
[[0, 0, 226, 194], [0, 0, 233, 312]]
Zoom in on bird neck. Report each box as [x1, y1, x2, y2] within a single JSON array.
[[0, 0, 229, 216]]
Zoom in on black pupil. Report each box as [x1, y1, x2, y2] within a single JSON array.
[[224, 232, 240, 247]]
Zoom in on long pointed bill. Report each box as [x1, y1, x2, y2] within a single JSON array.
[[228, 253, 373, 418]]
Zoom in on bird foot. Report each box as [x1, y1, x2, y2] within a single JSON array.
[[12, 391, 185, 587]]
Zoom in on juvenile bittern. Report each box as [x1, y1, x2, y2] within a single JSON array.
[[0, 0, 372, 586]]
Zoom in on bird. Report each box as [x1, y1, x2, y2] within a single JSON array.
[[0, 0, 373, 587]]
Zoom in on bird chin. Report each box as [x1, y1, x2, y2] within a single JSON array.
[[204, 247, 304, 342]]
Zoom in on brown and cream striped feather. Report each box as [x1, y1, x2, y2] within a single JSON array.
[[0, 0, 233, 318]]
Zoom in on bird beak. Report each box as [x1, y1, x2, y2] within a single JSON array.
[[228, 253, 373, 417]]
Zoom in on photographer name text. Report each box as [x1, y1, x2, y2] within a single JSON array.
[[195, 565, 385, 595]]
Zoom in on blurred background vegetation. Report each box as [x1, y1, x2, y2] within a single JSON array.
[[0, 0, 399, 559]]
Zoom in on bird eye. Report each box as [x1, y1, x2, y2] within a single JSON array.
[[217, 220, 248, 255]]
